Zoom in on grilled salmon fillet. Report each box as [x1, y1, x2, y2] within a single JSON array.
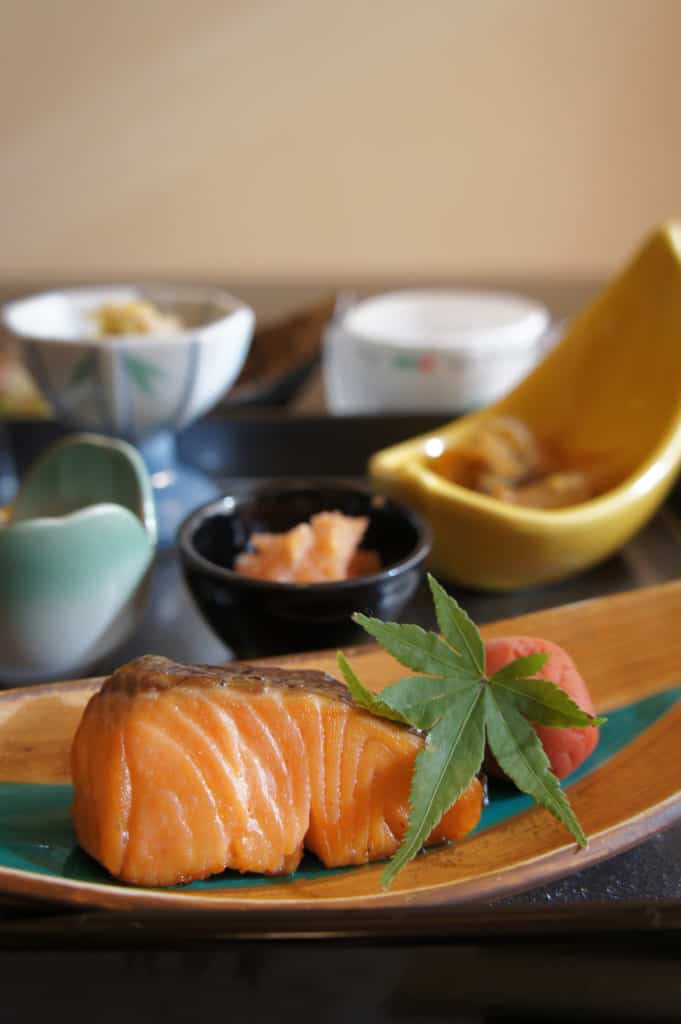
[[71, 656, 483, 886]]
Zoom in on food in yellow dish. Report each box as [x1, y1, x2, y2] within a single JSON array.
[[430, 415, 608, 509], [70, 655, 484, 886], [92, 299, 183, 338], [234, 511, 381, 583]]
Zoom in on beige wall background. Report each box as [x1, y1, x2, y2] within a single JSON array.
[[2, 0, 681, 285]]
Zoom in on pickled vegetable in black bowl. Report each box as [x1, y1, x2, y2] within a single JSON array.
[[178, 480, 431, 659]]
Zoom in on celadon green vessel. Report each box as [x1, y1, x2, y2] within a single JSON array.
[[0, 433, 157, 685]]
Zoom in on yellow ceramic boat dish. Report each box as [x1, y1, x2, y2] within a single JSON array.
[[370, 222, 681, 590]]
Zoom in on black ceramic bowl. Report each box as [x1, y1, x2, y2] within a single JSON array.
[[178, 480, 432, 659]]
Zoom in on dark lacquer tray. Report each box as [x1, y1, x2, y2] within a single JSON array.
[[4, 414, 681, 1009], [4, 413, 681, 1020]]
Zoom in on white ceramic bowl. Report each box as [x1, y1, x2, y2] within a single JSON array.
[[323, 289, 551, 414], [1, 284, 255, 441]]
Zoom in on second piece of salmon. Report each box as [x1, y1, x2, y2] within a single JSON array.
[[71, 656, 484, 887]]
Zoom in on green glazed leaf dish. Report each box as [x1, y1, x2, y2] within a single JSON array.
[[0, 433, 157, 685]]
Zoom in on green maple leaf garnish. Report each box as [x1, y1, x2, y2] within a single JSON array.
[[337, 574, 605, 889]]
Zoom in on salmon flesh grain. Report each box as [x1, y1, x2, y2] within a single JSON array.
[[71, 656, 483, 886]]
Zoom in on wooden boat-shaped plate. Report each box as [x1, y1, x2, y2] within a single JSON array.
[[2, 581, 681, 914]]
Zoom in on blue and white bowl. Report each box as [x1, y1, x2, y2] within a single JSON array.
[[2, 284, 255, 441]]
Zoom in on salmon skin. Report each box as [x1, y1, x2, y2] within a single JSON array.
[[71, 655, 483, 887]]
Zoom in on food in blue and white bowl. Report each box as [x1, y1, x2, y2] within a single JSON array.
[[2, 284, 255, 441]]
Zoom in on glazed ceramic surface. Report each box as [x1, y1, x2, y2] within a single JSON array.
[[1, 581, 681, 912], [1, 285, 255, 441], [0, 434, 157, 684], [323, 288, 550, 414], [370, 224, 681, 589]]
